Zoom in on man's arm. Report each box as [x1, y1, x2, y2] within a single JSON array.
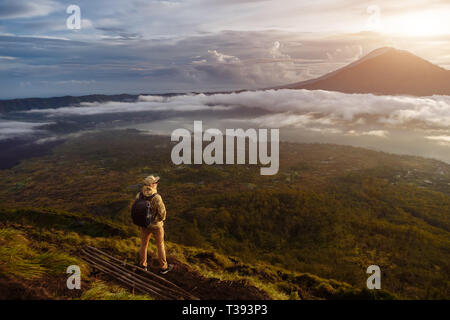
[[154, 195, 166, 222]]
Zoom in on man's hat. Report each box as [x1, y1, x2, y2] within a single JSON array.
[[143, 175, 160, 185]]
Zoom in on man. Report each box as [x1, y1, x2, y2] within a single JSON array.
[[136, 175, 173, 274]]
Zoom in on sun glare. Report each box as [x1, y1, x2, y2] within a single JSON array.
[[385, 10, 448, 37]]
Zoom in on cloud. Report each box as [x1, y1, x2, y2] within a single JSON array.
[[21, 89, 450, 133], [249, 112, 334, 129], [190, 41, 303, 88], [198, 89, 450, 129], [0, 56, 16, 60], [378, 96, 450, 128], [8, 87, 450, 163], [269, 41, 291, 59], [204, 50, 241, 64], [0, 0, 61, 19], [426, 135, 450, 142], [23, 95, 228, 116], [426, 135, 450, 146], [34, 131, 91, 144], [361, 130, 389, 138], [346, 129, 389, 138], [2, 27, 450, 98], [0, 119, 51, 140]]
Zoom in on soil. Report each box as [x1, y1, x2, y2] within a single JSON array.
[[105, 251, 271, 300], [153, 259, 270, 300]]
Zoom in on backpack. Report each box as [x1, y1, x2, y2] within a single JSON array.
[[131, 192, 158, 228]]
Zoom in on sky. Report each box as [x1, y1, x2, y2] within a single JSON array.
[[1, 0, 450, 98]]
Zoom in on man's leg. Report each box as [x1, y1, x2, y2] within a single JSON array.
[[139, 227, 152, 267], [153, 225, 168, 269]]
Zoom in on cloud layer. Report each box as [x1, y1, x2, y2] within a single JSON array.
[[2, 88, 450, 163], [0, 119, 51, 140], [200, 90, 450, 129], [21, 88, 450, 134]]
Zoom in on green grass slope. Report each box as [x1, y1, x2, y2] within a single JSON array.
[[0, 207, 392, 300]]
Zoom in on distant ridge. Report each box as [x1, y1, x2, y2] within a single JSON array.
[[0, 94, 139, 113], [0, 93, 184, 113], [280, 47, 450, 96]]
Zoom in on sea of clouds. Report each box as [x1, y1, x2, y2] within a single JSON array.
[[22, 89, 450, 135], [2, 89, 450, 162]]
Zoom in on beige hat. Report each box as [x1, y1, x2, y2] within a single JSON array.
[[143, 175, 160, 185]]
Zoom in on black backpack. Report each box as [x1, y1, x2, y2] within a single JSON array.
[[131, 192, 158, 228]]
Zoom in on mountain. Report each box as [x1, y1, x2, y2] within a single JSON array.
[[281, 47, 450, 96]]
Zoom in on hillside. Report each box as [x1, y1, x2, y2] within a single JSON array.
[[1, 207, 392, 300], [282, 47, 450, 96], [0, 129, 449, 299]]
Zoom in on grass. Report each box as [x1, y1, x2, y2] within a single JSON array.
[[0, 207, 397, 300], [80, 280, 151, 300], [0, 226, 148, 300], [0, 228, 85, 280], [0, 228, 46, 280], [164, 242, 396, 300]]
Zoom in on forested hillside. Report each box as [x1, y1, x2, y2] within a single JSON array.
[[1, 129, 449, 299]]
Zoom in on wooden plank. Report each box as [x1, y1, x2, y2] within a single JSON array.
[[81, 254, 170, 299], [83, 247, 191, 298], [82, 249, 185, 299], [82, 248, 184, 299], [85, 245, 198, 299]]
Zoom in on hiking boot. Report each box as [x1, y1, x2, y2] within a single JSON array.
[[138, 264, 147, 271], [160, 264, 173, 275]]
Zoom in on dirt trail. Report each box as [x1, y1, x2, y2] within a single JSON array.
[[152, 258, 270, 300]]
